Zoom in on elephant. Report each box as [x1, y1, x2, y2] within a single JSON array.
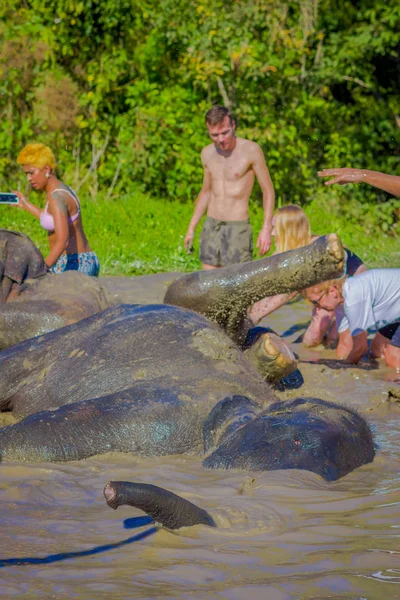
[[0, 229, 343, 354], [164, 233, 345, 345], [0, 303, 374, 482], [0, 230, 111, 349]]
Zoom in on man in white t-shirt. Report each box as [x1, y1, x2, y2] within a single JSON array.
[[303, 269, 400, 369]]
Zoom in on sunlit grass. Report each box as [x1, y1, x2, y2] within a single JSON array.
[[0, 190, 398, 276]]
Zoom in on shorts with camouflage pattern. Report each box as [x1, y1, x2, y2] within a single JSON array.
[[199, 216, 253, 267]]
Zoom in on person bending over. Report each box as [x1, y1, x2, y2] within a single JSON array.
[[248, 205, 366, 356], [184, 106, 275, 269], [13, 143, 100, 276], [303, 269, 400, 369]]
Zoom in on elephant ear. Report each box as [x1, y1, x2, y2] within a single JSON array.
[[0, 230, 47, 286]]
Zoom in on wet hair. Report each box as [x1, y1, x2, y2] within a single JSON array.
[[274, 204, 312, 253], [17, 143, 57, 171], [205, 105, 235, 126]]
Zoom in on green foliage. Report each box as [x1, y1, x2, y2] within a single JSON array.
[[0, 0, 399, 226], [0, 190, 398, 276]]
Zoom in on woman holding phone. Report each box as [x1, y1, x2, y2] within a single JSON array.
[[13, 143, 100, 276]]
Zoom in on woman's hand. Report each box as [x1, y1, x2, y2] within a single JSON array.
[[11, 190, 29, 210], [318, 168, 367, 186]]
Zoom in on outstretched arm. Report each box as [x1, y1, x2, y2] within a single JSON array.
[[184, 151, 211, 252], [252, 144, 275, 256], [318, 168, 400, 197], [248, 292, 297, 325]]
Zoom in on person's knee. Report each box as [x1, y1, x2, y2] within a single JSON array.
[[384, 343, 400, 369], [370, 332, 390, 358]]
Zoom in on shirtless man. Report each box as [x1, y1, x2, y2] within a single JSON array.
[[184, 106, 275, 269]]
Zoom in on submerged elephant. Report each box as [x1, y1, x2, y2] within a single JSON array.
[[0, 303, 374, 482]]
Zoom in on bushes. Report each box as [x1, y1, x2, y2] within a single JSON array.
[[1, 188, 398, 276], [0, 0, 398, 217]]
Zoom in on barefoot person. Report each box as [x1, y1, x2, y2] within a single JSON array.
[[184, 106, 275, 269], [13, 143, 100, 276], [303, 269, 400, 369], [318, 168, 400, 197]]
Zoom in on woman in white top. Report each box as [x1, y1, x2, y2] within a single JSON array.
[[304, 269, 400, 369]]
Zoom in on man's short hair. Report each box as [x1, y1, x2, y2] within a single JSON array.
[[205, 106, 235, 126]]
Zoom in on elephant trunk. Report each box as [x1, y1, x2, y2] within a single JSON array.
[[104, 481, 216, 529], [164, 234, 345, 344]]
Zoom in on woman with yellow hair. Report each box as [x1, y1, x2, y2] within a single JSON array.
[[12, 143, 99, 276], [248, 204, 366, 356], [304, 270, 400, 368]]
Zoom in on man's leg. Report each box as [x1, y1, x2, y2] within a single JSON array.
[[199, 217, 221, 270], [221, 221, 253, 266]]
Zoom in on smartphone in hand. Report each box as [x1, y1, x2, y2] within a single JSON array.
[[0, 193, 19, 205]]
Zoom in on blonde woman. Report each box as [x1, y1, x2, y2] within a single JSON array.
[[12, 143, 100, 276], [304, 270, 400, 368], [248, 205, 366, 355]]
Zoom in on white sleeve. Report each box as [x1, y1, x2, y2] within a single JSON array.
[[344, 299, 375, 335], [337, 314, 349, 334]]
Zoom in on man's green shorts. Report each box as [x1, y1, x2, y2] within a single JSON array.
[[199, 216, 253, 267]]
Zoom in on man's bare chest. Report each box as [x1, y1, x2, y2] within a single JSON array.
[[208, 154, 253, 182]]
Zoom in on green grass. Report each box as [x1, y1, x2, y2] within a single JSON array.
[[1, 189, 399, 275]]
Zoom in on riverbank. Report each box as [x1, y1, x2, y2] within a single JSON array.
[[1, 190, 399, 275]]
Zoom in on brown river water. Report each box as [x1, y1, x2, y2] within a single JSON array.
[[1, 285, 400, 600]]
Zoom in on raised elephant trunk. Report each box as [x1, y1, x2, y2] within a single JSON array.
[[164, 234, 344, 344], [104, 481, 216, 529]]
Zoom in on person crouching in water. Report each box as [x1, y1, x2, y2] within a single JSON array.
[[12, 143, 100, 276], [303, 269, 400, 369], [248, 204, 366, 357]]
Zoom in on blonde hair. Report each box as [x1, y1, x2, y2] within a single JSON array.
[[17, 143, 57, 171], [274, 205, 311, 253], [301, 277, 347, 299]]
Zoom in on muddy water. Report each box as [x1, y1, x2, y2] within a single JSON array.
[[1, 299, 400, 600]]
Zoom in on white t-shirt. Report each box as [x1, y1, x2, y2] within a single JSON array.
[[339, 269, 400, 336]]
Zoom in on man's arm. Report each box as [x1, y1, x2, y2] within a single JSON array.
[[318, 168, 400, 197], [184, 152, 212, 252], [252, 144, 275, 255], [344, 331, 368, 364]]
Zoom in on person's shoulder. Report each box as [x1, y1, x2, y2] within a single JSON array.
[[237, 138, 262, 150], [201, 143, 215, 162], [237, 138, 265, 159]]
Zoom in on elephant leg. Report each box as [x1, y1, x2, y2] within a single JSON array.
[[104, 481, 216, 529]]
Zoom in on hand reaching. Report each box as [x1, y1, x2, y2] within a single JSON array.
[[318, 168, 366, 186]]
